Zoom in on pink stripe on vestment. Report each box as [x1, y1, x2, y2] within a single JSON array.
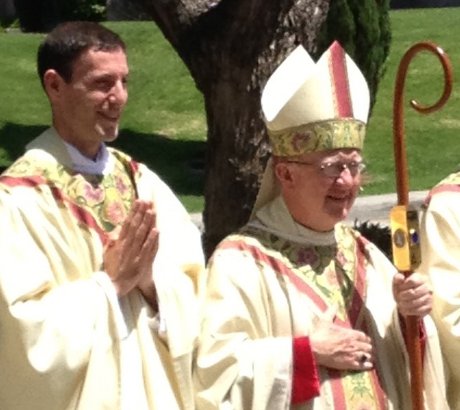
[[424, 183, 460, 206], [219, 239, 329, 312], [0, 175, 109, 245], [0, 175, 45, 187]]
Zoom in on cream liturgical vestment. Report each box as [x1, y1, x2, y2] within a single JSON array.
[[194, 196, 447, 410], [420, 172, 460, 410], [0, 128, 205, 410]]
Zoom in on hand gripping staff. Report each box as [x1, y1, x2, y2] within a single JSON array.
[[390, 41, 452, 410]]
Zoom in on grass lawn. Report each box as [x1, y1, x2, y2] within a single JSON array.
[[1, 8, 460, 211], [365, 7, 460, 195]]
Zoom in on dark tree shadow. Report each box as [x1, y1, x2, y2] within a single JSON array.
[[0, 123, 47, 165], [0, 122, 206, 197], [113, 128, 205, 196]]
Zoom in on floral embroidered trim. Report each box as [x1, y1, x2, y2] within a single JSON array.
[[268, 118, 366, 156], [1, 149, 137, 234]]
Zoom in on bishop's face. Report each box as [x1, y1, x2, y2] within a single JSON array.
[[275, 148, 363, 231]]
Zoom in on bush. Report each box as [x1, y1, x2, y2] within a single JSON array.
[[354, 220, 392, 260], [317, 0, 391, 111], [14, 0, 106, 33], [59, 0, 106, 22]]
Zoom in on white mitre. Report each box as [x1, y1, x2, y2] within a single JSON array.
[[252, 41, 370, 215]]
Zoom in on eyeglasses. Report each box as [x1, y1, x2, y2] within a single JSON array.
[[285, 159, 366, 178]]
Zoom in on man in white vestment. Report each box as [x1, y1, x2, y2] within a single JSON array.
[[419, 171, 460, 409], [193, 42, 447, 409], [0, 21, 204, 410]]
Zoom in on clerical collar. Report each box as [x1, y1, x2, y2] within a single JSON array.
[[251, 195, 337, 246], [64, 141, 113, 175]]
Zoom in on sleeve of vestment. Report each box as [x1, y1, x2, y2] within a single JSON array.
[[194, 245, 319, 410], [0, 190, 126, 410], [420, 191, 460, 333], [136, 165, 206, 410], [419, 191, 460, 406], [292, 337, 320, 404]]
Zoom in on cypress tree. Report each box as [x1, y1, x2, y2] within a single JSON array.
[[317, 0, 391, 110]]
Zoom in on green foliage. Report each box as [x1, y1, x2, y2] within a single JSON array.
[[354, 220, 392, 259], [318, 0, 356, 51], [317, 0, 391, 109], [58, 0, 106, 22], [14, 0, 106, 33]]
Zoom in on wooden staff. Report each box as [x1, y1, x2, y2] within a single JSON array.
[[391, 41, 452, 410]]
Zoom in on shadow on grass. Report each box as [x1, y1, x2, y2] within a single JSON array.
[[0, 122, 206, 197], [113, 128, 205, 197]]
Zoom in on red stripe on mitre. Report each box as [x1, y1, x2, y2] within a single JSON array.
[[328, 41, 353, 117], [218, 237, 328, 312], [424, 183, 460, 207]]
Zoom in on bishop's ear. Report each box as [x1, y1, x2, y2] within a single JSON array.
[[274, 161, 296, 189]]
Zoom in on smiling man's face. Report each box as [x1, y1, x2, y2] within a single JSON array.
[[50, 47, 129, 158]]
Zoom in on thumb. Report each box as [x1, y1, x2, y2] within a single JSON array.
[[392, 272, 405, 295]]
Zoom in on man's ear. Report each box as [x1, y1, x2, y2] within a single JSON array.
[[274, 161, 296, 189], [43, 69, 63, 100]]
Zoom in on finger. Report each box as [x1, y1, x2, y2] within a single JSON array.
[[353, 329, 372, 344], [138, 208, 156, 244], [140, 228, 159, 261], [393, 273, 405, 286], [397, 273, 428, 292], [397, 288, 417, 302], [354, 340, 374, 354], [117, 200, 141, 240], [137, 229, 160, 277], [150, 200, 157, 227], [399, 298, 431, 315], [392, 273, 405, 298], [398, 284, 432, 303], [355, 352, 373, 370], [399, 294, 432, 316], [124, 205, 155, 249]]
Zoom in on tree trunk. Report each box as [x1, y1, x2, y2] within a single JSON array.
[[131, 0, 331, 257]]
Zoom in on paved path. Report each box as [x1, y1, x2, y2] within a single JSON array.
[[191, 190, 429, 230], [346, 190, 428, 226]]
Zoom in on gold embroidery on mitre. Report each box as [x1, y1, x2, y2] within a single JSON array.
[[267, 118, 366, 156]]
